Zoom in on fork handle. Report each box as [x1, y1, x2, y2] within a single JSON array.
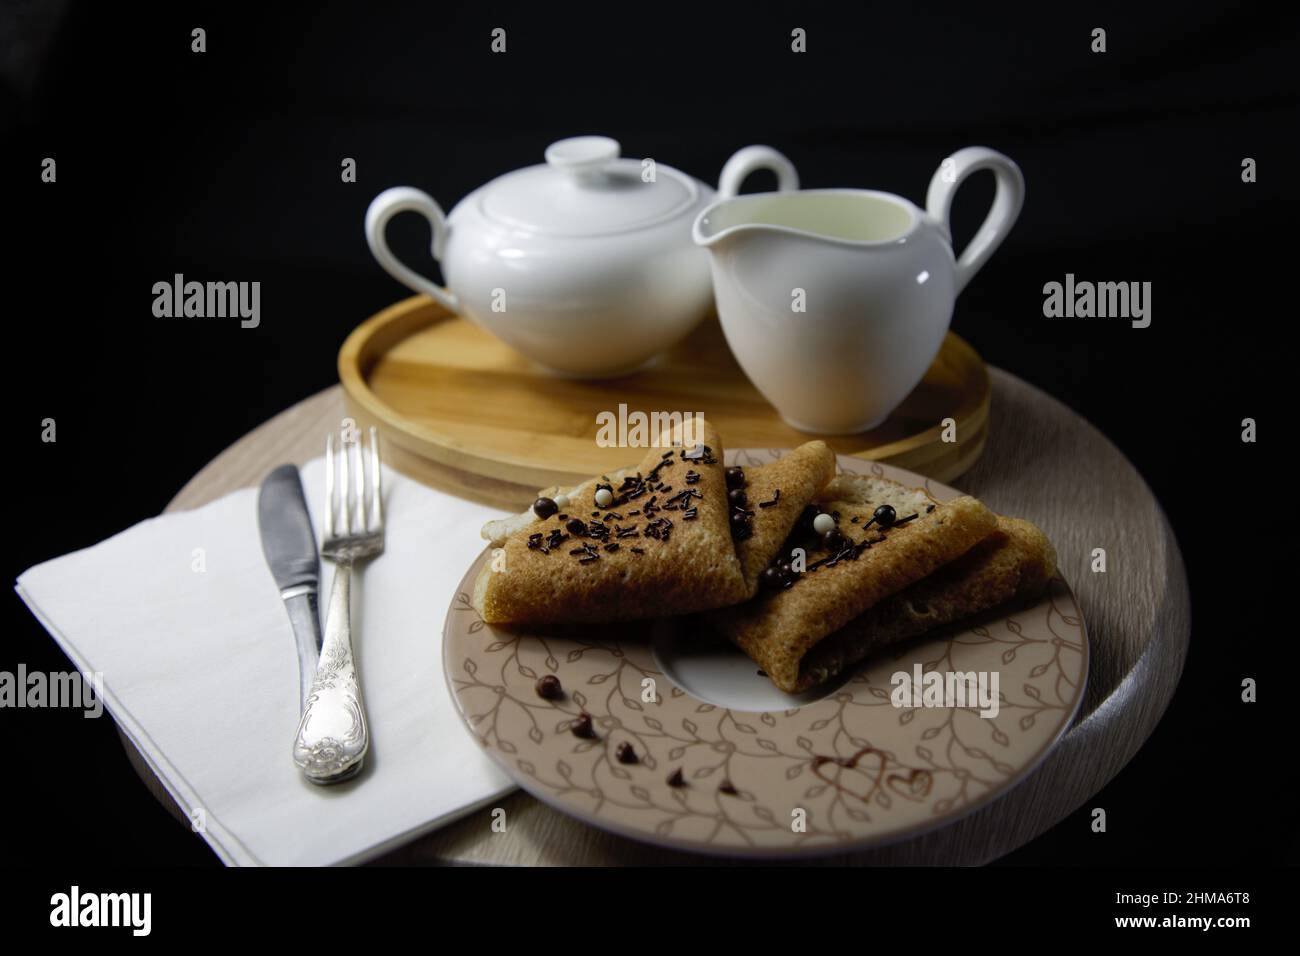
[[292, 560, 369, 784]]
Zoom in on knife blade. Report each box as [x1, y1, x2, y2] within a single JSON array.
[[257, 464, 322, 710]]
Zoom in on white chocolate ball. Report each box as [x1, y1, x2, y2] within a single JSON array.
[[812, 513, 835, 535], [594, 488, 614, 508], [554, 494, 569, 510]]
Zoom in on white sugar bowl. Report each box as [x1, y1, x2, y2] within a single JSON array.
[[365, 136, 797, 377]]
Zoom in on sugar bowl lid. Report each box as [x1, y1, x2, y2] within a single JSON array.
[[476, 136, 700, 238]]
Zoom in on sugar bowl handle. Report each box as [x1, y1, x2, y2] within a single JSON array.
[[717, 145, 800, 199], [925, 147, 1025, 296], [365, 186, 461, 313]]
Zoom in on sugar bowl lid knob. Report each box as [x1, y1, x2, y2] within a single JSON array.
[[545, 136, 620, 181]]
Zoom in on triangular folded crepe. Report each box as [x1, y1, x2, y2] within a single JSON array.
[[709, 475, 998, 692], [473, 428, 837, 625], [795, 515, 1056, 692], [729, 441, 836, 596], [474, 419, 747, 624]]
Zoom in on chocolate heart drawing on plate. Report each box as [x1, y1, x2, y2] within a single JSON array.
[[813, 748, 935, 806], [887, 768, 935, 801], [811, 747, 890, 805]]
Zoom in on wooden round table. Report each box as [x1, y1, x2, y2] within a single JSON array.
[[123, 370, 1190, 865]]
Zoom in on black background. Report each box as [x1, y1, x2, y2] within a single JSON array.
[[3, 0, 1297, 871]]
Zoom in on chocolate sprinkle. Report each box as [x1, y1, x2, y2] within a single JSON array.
[[895, 512, 920, 526], [758, 489, 781, 508], [647, 456, 674, 481], [664, 488, 703, 510], [572, 542, 601, 563], [926, 504, 936, 513], [630, 547, 646, 555], [684, 470, 700, 484], [643, 516, 674, 541], [604, 543, 620, 553]]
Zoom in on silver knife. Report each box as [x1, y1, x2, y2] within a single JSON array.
[[257, 464, 322, 709]]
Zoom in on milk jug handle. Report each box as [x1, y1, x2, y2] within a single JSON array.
[[717, 146, 800, 199], [925, 147, 1025, 296], [364, 187, 461, 313]]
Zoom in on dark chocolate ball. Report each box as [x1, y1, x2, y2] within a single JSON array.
[[725, 466, 745, 489], [532, 497, 558, 520], [535, 674, 563, 700], [565, 517, 587, 536], [728, 488, 747, 506], [823, 528, 847, 552], [873, 504, 897, 527]]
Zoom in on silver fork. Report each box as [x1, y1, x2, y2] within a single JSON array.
[[292, 426, 384, 784]]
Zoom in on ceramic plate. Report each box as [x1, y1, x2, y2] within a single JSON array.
[[443, 452, 1089, 857]]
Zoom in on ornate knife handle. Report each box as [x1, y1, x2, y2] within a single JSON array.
[[292, 561, 369, 783]]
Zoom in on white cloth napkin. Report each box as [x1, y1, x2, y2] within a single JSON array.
[[16, 457, 514, 866]]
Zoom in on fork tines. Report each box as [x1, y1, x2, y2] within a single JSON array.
[[324, 426, 383, 541]]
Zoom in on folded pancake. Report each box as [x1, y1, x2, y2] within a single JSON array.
[[473, 419, 749, 624], [729, 441, 837, 596], [795, 516, 1057, 692], [709, 476, 998, 693]]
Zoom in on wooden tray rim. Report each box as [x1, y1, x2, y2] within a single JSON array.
[[339, 294, 991, 488]]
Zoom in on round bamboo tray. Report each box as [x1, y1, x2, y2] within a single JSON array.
[[338, 295, 990, 510]]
